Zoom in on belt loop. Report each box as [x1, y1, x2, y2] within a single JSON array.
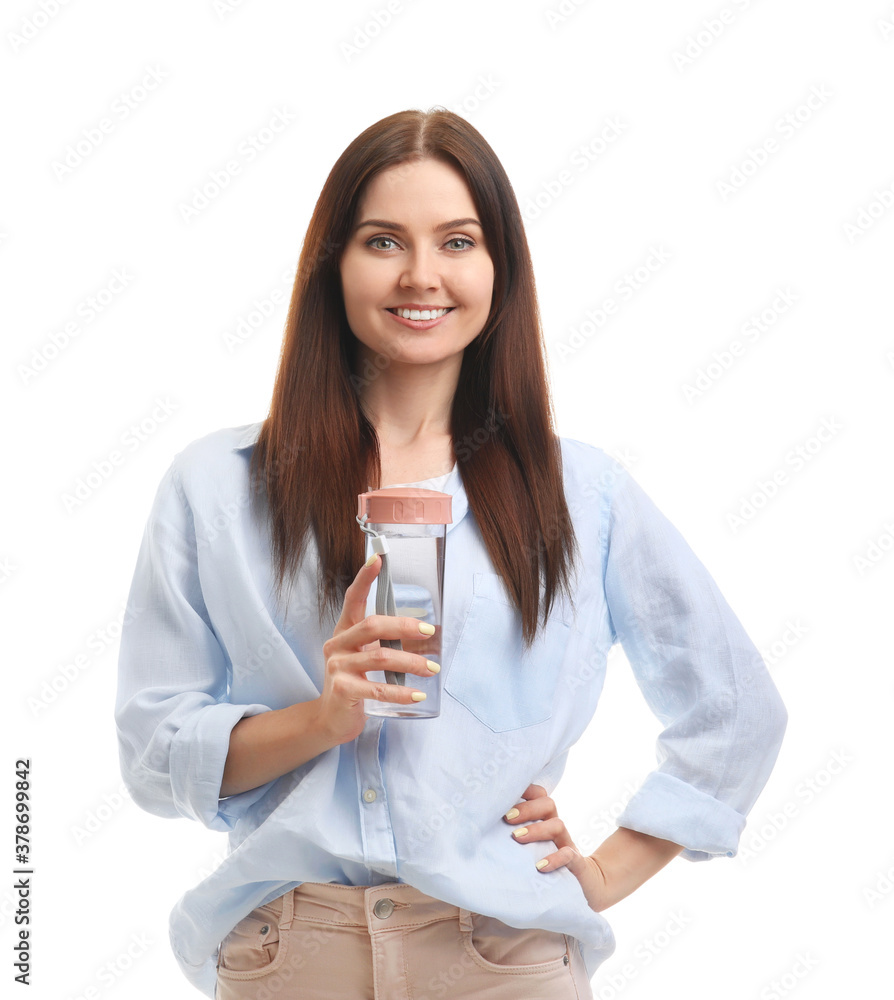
[[279, 886, 296, 930], [457, 907, 474, 934]]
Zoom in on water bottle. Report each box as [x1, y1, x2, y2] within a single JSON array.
[[355, 487, 452, 719]]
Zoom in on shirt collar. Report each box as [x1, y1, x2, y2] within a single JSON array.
[[231, 423, 467, 531], [231, 422, 263, 451]]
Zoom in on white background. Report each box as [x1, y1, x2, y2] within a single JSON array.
[[4, 1, 893, 997]]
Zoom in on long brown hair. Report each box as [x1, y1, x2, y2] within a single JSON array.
[[250, 107, 578, 647]]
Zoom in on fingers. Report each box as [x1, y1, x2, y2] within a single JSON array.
[[335, 554, 382, 634], [502, 791, 557, 825], [505, 816, 571, 848], [350, 612, 437, 647]]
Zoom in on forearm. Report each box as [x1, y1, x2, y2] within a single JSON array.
[[220, 697, 338, 798], [589, 826, 685, 911]]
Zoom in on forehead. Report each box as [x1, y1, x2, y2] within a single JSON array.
[[357, 158, 476, 215]]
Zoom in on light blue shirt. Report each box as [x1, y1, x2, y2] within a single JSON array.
[[114, 422, 787, 997]]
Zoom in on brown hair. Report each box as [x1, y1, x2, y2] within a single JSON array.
[[250, 107, 578, 647]]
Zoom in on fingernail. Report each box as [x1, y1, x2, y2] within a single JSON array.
[[512, 827, 529, 838], [411, 692, 427, 702], [365, 553, 377, 567], [418, 623, 435, 635], [426, 660, 440, 674], [535, 859, 549, 870], [504, 808, 519, 820]]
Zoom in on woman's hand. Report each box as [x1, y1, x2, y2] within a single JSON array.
[[503, 784, 613, 912], [503, 784, 685, 913], [319, 554, 441, 746]]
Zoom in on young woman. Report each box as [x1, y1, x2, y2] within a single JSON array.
[[115, 108, 787, 999]]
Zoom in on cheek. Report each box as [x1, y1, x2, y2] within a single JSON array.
[[467, 266, 495, 310], [340, 258, 378, 312]]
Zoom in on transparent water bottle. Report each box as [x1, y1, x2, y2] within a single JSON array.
[[355, 487, 452, 719]]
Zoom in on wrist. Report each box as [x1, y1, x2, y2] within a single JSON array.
[[589, 827, 684, 909]]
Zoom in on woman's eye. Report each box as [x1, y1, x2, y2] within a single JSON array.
[[365, 236, 476, 252]]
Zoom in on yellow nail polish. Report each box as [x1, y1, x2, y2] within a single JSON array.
[[536, 859, 549, 870], [411, 692, 427, 702], [418, 623, 435, 635], [513, 827, 529, 838], [426, 660, 440, 674], [365, 553, 377, 567], [504, 808, 519, 820]]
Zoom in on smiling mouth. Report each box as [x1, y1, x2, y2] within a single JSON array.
[[386, 307, 456, 318]]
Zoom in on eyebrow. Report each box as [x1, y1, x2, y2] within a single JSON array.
[[354, 217, 482, 234]]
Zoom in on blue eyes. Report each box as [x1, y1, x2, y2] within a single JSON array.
[[365, 236, 476, 252]]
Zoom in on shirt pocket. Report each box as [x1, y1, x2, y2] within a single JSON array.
[[443, 571, 573, 733]]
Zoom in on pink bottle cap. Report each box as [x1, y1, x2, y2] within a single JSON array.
[[357, 488, 453, 525]]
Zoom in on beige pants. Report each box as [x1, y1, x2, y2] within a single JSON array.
[[216, 880, 593, 999]]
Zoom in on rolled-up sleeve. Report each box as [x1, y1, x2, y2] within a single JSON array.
[[114, 460, 274, 832], [602, 460, 787, 861]]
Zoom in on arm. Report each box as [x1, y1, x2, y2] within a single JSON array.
[[588, 826, 684, 910], [603, 459, 788, 859], [115, 461, 291, 830], [503, 783, 683, 912], [220, 698, 337, 798]]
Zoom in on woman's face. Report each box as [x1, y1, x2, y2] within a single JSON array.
[[339, 157, 495, 376]]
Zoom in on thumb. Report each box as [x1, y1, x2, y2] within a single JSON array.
[[335, 553, 381, 635]]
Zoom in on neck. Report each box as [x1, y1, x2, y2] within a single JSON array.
[[357, 356, 459, 446]]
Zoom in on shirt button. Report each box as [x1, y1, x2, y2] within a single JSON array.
[[373, 898, 394, 919], [363, 788, 377, 803]]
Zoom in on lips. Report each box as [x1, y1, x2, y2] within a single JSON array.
[[385, 306, 456, 330]]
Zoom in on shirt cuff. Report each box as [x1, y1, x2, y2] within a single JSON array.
[[614, 771, 747, 862], [169, 702, 275, 831]]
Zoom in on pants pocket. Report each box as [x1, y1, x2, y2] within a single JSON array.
[[459, 908, 570, 974], [217, 892, 293, 982]]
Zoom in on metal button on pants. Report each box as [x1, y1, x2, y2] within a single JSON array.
[[216, 880, 593, 999]]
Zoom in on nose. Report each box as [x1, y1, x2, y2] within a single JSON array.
[[399, 248, 442, 292]]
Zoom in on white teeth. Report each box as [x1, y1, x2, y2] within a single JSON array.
[[395, 307, 451, 320]]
